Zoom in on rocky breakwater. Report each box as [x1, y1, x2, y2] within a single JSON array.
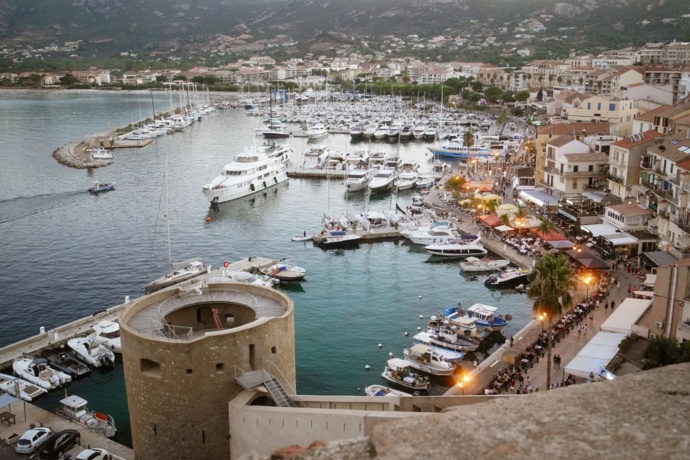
[[53, 140, 112, 169]]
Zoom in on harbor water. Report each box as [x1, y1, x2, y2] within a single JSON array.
[[0, 91, 530, 447]]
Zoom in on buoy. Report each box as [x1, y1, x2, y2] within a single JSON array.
[[205, 216, 212, 223], [223, 261, 229, 268], [419, 315, 424, 319], [418, 295, 422, 300], [404, 331, 409, 336], [365, 365, 371, 370], [378, 343, 383, 348], [417, 326, 422, 331], [357, 387, 361, 392], [388, 352, 393, 357]]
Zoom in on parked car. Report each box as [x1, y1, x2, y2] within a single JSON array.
[[75, 448, 112, 460], [39, 429, 81, 458], [15, 427, 52, 454]]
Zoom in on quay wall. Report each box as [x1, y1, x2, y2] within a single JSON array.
[[230, 391, 509, 459], [0, 303, 126, 370]]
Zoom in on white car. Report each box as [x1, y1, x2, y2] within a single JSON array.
[[76, 448, 112, 460], [15, 427, 51, 454]]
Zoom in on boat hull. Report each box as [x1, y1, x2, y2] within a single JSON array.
[[484, 273, 530, 289], [203, 170, 289, 204]]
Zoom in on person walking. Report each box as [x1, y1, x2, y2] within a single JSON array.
[[610, 299, 615, 311], [604, 301, 609, 313]]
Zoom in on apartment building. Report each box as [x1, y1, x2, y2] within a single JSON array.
[[541, 136, 609, 200], [608, 131, 665, 201], [565, 95, 638, 136]]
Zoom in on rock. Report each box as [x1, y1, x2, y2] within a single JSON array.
[[271, 444, 305, 459], [307, 441, 326, 450]]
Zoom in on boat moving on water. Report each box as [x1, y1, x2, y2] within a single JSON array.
[[88, 182, 115, 194]]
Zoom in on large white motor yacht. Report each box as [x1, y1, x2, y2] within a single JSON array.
[[202, 151, 288, 204]]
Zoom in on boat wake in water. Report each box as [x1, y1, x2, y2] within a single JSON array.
[[0, 190, 84, 224]]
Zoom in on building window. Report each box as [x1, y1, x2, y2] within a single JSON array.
[[589, 165, 594, 172], [186, 369, 193, 375], [573, 180, 578, 189], [271, 346, 277, 354], [216, 363, 225, 373], [597, 103, 601, 110], [140, 359, 162, 378], [587, 102, 591, 110], [609, 103, 616, 111], [573, 165, 579, 172]]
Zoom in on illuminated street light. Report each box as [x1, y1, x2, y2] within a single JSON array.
[[538, 313, 547, 333], [582, 274, 593, 299]]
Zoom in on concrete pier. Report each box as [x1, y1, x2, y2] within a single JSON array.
[[287, 169, 347, 179]]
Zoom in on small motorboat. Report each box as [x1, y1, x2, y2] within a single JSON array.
[[414, 325, 480, 352], [88, 182, 115, 194], [68, 336, 115, 368], [56, 395, 117, 438], [47, 352, 92, 378], [463, 303, 511, 332], [0, 372, 47, 401], [484, 267, 531, 290], [291, 233, 313, 242], [88, 147, 113, 160], [218, 270, 278, 288], [12, 358, 72, 390], [381, 358, 430, 392], [260, 259, 306, 282], [403, 344, 458, 376], [459, 257, 511, 272], [90, 319, 122, 353], [365, 385, 412, 397]]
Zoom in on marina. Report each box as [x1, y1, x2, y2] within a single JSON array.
[[0, 91, 536, 453]]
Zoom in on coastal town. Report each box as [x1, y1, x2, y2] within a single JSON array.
[[2, 19, 690, 460]]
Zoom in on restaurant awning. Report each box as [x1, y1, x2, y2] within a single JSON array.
[[531, 228, 568, 241], [581, 191, 622, 205], [565, 247, 599, 259], [564, 331, 627, 380], [603, 233, 638, 246], [518, 189, 559, 208], [639, 251, 678, 268], [579, 257, 610, 269], [479, 214, 501, 227], [546, 240, 576, 249], [601, 298, 652, 334], [496, 225, 514, 232], [581, 223, 620, 237]]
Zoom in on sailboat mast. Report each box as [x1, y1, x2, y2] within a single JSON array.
[[165, 154, 172, 269]]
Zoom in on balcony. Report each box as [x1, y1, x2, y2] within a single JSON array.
[[607, 174, 625, 185]]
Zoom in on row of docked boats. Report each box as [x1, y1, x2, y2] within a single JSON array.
[[3, 320, 121, 402], [369, 302, 513, 395]]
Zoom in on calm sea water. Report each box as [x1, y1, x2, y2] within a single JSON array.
[[0, 91, 530, 447]]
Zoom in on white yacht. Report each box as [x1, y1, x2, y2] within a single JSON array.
[[406, 225, 458, 245], [302, 146, 330, 169], [373, 126, 388, 140], [368, 169, 396, 192], [306, 123, 329, 140], [346, 169, 373, 192], [0, 373, 47, 401], [89, 148, 113, 160], [425, 238, 487, 258], [260, 142, 292, 164], [202, 151, 289, 204], [395, 171, 419, 191], [412, 126, 426, 140]]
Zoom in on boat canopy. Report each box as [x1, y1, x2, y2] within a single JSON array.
[[61, 395, 88, 409], [467, 303, 497, 315], [387, 358, 411, 371], [409, 344, 431, 354]]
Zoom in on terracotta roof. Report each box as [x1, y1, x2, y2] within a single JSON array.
[[606, 203, 653, 217], [612, 130, 665, 149], [547, 136, 575, 147], [635, 104, 675, 122], [675, 157, 690, 172], [563, 151, 609, 162], [537, 121, 610, 136], [648, 133, 690, 162]]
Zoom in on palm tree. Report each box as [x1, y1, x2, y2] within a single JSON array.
[[486, 199, 500, 215], [463, 130, 475, 174], [536, 217, 556, 240], [513, 205, 529, 234], [499, 213, 511, 227], [526, 254, 576, 390]]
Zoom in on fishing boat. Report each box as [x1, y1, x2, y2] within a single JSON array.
[[484, 267, 531, 289], [88, 182, 115, 194], [47, 352, 92, 378], [0, 373, 47, 401], [403, 344, 458, 376], [365, 385, 412, 397], [414, 325, 480, 352], [260, 259, 307, 282], [145, 259, 209, 294], [56, 395, 117, 438], [433, 310, 481, 338], [202, 150, 289, 204], [90, 320, 122, 353], [12, 358, 72, 390], [459, 257, 511, 272], [67, 336, 115, 368], [381, 358, 430, 392], [463, 303, 511, 332]]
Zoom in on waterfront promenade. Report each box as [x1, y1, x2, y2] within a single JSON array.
[[421, 178, 641, 395]]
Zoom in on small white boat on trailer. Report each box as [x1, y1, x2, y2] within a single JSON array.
[[381, 358, 430, 392], [68, 336, 115, 368], [12, 358, 71, 390], [365, 385, 412, 397], [459, 257, 511, 272], [56, 395, 117, 438], [0, 372, 47, 401]]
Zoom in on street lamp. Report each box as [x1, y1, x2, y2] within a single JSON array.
[[538, 313, 547, 332], [582, 274, 593, 299], [457, 375, 471, 395]]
